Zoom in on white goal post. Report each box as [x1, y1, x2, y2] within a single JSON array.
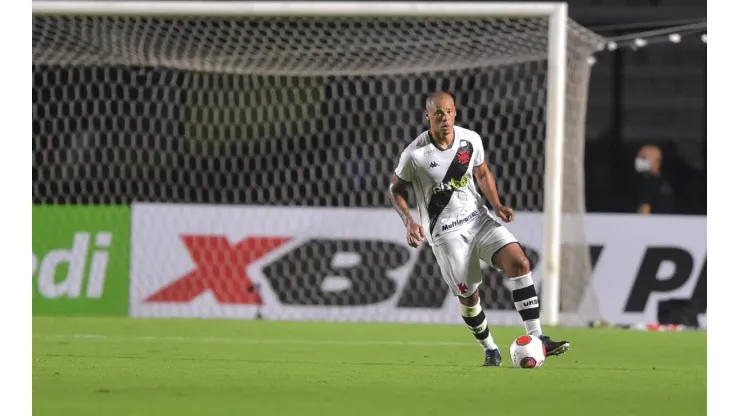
[[32, 1, 603, 326]]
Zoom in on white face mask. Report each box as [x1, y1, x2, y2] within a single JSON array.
[[635, 157, 652, 173]]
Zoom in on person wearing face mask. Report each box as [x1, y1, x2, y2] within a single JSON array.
[[635, 145, 675, 214]]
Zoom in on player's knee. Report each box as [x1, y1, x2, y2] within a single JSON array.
[[457, 289, 479, 306], [508, 256, 530, 277]]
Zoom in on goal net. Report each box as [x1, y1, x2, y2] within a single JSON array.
[[32, 4, 605, 325]]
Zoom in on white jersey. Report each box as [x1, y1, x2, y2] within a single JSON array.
[[394, 126, 490, 246]]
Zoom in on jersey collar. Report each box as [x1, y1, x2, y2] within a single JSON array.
[[428, 127, 456, 152]]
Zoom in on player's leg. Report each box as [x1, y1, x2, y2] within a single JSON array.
[[457, 288, 502, 366], [431, 233, 502, 366], [475, 216, 570, 357], [491, 243, 543, 336]]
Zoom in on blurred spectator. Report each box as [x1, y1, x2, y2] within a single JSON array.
[[635, 144, 675, 214]]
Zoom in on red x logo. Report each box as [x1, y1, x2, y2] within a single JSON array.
[[145, 235, 290, 305]]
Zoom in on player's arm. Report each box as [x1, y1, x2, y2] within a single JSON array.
[[473, 159, 515, 223], [389, 175, 425, 247], [473, 161, 503, 209], [389, 175, 416, 227], [389, 150, 425, 247]]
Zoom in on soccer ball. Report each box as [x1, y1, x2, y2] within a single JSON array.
[[509, 335, 546, 368]]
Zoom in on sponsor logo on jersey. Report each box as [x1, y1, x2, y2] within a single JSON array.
[[429, 161, 439, 168], [440, 210, 481, 232], [431, 172, 471, 195]]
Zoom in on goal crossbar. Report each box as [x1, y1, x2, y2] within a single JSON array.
[[33, 1, 564, 18], [32, 0, 570, 326]]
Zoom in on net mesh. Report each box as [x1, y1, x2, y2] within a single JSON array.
[[32, 13, 605, 325]]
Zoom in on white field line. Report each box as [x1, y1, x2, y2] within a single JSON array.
[[33, 333, 475, 348]]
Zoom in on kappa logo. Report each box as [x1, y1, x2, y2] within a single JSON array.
[[145, 235, 290, 305], [429, 161, 439, 168]]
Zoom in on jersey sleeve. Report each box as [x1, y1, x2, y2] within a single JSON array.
[[394, 149, 416, 182], [472, 134, 486, 167]]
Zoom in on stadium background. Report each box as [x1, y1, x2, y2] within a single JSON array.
[[31, 1, 707, 415], [32, 0, 707, 214], [32, 0, 706, 323]]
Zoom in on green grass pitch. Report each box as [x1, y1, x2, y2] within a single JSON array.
[[33, 317, 706, 416]]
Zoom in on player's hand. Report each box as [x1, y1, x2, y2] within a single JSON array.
[[405, 221, 426, 248], [495, 204, 515, 223]]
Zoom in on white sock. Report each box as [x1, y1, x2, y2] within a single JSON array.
[[460, 300, 498, 350]]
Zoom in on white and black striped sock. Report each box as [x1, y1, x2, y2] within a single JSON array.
[[460, 300, 498, 351], [510, 272, 543, 337]]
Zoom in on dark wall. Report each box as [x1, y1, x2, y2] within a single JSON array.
[[574, 0, 706, 215]]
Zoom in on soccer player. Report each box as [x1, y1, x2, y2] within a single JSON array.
[[388, 91, 570, 366]]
